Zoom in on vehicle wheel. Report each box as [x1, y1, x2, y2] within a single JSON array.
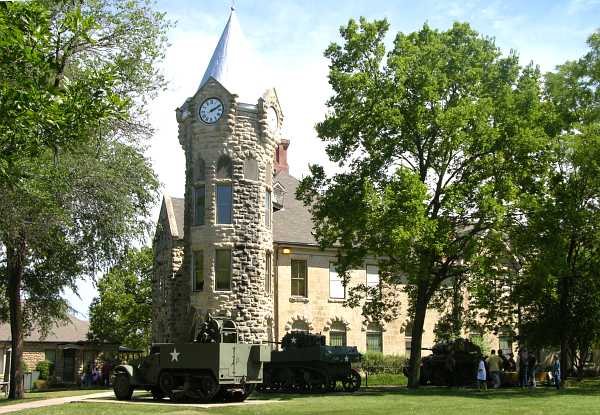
[[342, 369, 361, 392], [151, 387, 164, 400], [159, 372, 176, 397], [114, 373, 134, 400], [327, 379, 337, 392], [232, 384, 255, 402], [197, 375, 219, 402]]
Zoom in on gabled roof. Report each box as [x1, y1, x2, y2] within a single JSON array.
[[198, 8, 270, 104], [158, 195, 184, 240], [163, 172, 317, 246], [272, 171, 317, 245], [0, 315, 89, 343]]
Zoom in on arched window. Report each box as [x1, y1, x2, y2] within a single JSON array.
[[216, 155, 233, 179], [194, 157, 206, 182], [404, 321, 413, 357], [291, 320, 309, 333], [330, 322, 347, 346], [366, 322, 383, 353], [244, 158, 258, 181]]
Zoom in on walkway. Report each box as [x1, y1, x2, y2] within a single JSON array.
[[0, 391, 280, 413], [0, 391, 114, 414]]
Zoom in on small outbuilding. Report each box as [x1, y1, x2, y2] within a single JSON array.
[[0, 315, 118, 385]]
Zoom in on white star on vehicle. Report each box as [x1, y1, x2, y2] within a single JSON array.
[[291, 337, 297, 344], [170, 348, 180, 362], [344, 356, 349, 362]]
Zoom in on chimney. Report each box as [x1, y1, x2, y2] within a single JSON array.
[[274, 139, 290, 174]]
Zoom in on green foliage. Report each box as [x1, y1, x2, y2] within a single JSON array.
[[88, 247, 153, 350], [364, 373, 408, 386], [362, 352, 407, 374], [35, 360, 53, 380], [32, 379, 48, 390], [0, 0, 170, 398], [297, 18, 547, 387]]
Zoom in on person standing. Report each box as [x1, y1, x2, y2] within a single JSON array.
[[486, 350, 502, 388], [552, 355, 561, 390], [498, 349, 508, 371], [507, 353, 517, 371], [518, 348, 529, 388], [528, 352, 537, 387], [477, 355, 487, 391]]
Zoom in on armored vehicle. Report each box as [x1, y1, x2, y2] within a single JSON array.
[[113, 316, 270, 402], [258, 331, 362, 393], [406, 338, 481, 386]]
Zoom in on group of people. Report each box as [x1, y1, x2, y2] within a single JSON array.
[[477, 349, 561, 390], [81, 360, 114, 387]]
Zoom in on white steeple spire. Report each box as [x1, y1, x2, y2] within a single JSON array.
[[198, 8, 269, 104]]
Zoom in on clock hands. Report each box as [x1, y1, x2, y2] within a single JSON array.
[[208, 104, 222, 114]]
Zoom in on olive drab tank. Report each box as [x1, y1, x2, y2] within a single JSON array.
[[112, 316, 270, 403], [406, 338, 482, 386], [258, 331, 362, 393]]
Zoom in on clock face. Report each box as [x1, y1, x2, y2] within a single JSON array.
[[266, 107, 279, 131], [199, 97, 224, 124]]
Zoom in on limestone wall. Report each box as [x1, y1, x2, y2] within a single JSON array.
[[172, 80, 277, 343], [275, 244, 439, 355]]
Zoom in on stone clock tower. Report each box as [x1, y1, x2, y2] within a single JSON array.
[[169, 8, 281, 343]]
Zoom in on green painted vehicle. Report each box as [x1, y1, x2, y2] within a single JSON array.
[[258, 331, 362, 393], [112, 317, 270, 403]]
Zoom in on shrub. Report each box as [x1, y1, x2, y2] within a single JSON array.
[[362, 352, 408, 374], [33, 379, 48, 390], [35, 360, 54, 380]]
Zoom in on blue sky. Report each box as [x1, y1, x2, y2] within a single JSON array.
[[65, 0, 599, 318]]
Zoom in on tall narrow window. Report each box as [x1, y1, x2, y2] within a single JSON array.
[[499, 331, 513, 356], [366, 323, 383, 353], [192, 250, 204, 291], [216, 184, 232, 224], [405, 321, 413, 357], [265, 190, 271, 228], [366, 265, 380, 299], [265, 252, 272, 293], [291, 259, 307, 297], [215, 249, 232, 291], [194, 157, 206, 181], [194, 185, 205, 225], [329, 263, 345, 299], [216, 155, 233, 178], [329, 322, 347, 346]]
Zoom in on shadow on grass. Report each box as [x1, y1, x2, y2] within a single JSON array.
[[355, 382, 600, 400], [254, 378, 600, 401]]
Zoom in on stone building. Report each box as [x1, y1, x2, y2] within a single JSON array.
[[152, 9, 511, 355]]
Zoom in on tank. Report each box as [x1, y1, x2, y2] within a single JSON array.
[[258, 331, 362, 393], [112, 316, 270, 402], [405, 338, 481, 386]]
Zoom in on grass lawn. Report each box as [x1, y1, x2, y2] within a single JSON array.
[[0, 387, 110, 407], [9, 380, 600, 415]]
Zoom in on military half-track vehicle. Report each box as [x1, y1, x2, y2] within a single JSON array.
[[113, 316, 270, 403], [405, 338, 481, 386], [258, 331, 362, 393]]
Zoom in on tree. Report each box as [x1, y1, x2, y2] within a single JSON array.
[[465, 29, 600, 382], [88, 247, 153, 350], [297, 19, 547, 387], [0, 1, 169, 398], [511, 30, 600, 380]]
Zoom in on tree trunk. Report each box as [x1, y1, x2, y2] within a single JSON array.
[[407, 283, 429, 388], [558, 274, 570, 386], [6, 236, 26, 400]]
